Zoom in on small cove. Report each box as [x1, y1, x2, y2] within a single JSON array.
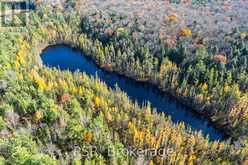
[[41, 44, 227, 141]]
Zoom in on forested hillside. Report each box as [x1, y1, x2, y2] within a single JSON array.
[[0, 0, 248, 164]]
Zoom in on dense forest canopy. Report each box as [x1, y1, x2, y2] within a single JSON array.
[[0, 0, 248, 164]]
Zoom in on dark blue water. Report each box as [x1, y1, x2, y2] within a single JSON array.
[[41, 44, 226, 141]]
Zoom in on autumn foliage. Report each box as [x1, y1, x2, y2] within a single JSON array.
[[0, 1, 248, 164], [213, 54, 227, 64]]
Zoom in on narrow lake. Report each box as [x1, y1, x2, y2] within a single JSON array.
[[41, 44, 226, 141]]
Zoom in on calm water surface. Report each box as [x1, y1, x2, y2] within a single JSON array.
[[41, 44, 226, 141]]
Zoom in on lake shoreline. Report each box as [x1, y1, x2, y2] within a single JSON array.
[[39, 42, 229, 140]]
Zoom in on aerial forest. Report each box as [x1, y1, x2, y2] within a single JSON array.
[[0, 0, 248, 164]]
